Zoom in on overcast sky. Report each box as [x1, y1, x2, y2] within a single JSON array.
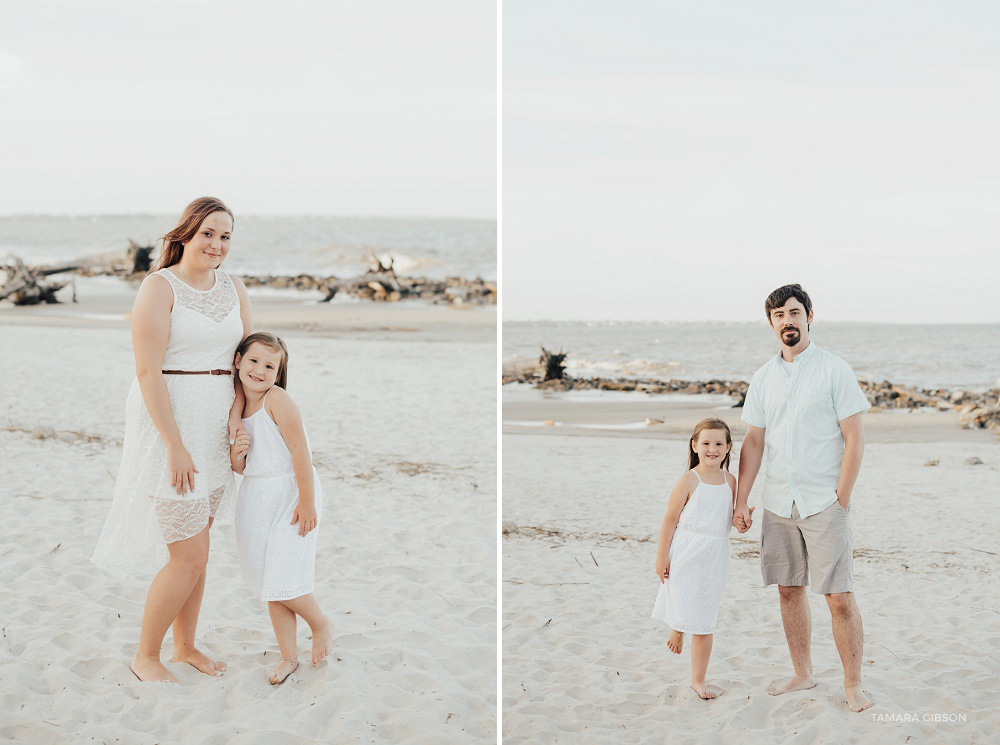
[[0, 0, 496, 218], [503, 1, 1000, 323]]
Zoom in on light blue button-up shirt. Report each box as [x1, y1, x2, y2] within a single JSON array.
[[741, 342, 870, 518]]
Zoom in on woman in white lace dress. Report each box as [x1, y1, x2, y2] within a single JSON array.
[[92, 197, 253, 683]]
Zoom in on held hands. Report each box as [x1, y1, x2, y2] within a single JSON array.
[[230, 428, 250, 461], [167, 443, 198, 495], [733, 505, 755, 533], [290, 501, 318, 537], [227, 413, 243, 446]]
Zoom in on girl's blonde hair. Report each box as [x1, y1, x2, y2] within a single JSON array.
[[687, 416, 734, 471], [236, 332, 289, 390], [152, 197, 234, 272]]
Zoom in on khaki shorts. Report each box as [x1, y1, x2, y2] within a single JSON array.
[[761, 501, 853, 595]]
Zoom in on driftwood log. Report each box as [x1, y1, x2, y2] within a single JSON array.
[[127, 241, 153, 274], [539, 347, 567, 381], [0, 256, 67, 305], [503, 368, 1000, 430], [2, 246, 497, 307]]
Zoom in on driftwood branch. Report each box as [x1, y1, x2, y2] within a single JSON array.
[[0, 256, 67, 305], [539, 347, 567, 381], [2, 243, 497, 308]]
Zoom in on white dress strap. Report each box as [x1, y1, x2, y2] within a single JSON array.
[[691, 469, 702, 483]]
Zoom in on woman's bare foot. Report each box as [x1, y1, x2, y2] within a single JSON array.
[[846, 685, 874, 712], [268, 658, 299, 685], [310, 619, 332, 666], [666, 629, 684, 654], [130, 655, 179, 684], [171, 647, 227, 677], [691, 682, 719, 700], [767, 674, 816, 695]]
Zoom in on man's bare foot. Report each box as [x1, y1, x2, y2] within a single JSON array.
[[171, 647, 227, 677], [130, 655, 179, 684], [268, 658, 299, 685], [310, 619, 332, 666], [767, 674, 816, 695], [846, 685, 874, 712], [691, 682, 719, 700]]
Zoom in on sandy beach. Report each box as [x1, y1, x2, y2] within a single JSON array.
[[502, 388, 1000, 744], [0, 277, 497, 744]]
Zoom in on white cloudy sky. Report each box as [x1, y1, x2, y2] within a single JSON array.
[[503, 1, 1000, 323], [0, 0, 496, 218]]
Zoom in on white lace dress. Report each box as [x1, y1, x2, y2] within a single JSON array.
[[651, 470, 733, 634], [235, 389, 322, 601], [92, 268, 244, 576]]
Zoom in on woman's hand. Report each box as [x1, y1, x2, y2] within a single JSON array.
[[230, 428, 250, 461], [228, 411, 243, 446], [167, 443, 198, 495], [656, 558, 670, 584], [290, 501, 318, 537]]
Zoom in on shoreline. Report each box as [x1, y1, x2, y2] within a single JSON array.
[[502, 374, 1000, 434], [1, 274, 496, 344]]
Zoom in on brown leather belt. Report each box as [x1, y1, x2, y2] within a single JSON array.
[[162, 369, 232, 375]]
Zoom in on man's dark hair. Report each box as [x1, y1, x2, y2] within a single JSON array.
[[764, 284, 812, 322]]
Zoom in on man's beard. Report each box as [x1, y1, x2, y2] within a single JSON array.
[[781, 328, 801, 347]]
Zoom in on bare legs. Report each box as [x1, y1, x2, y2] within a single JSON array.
[[768, 586, 872, 712], [267, 601, 299, 683], [169, 561, 227, 676], [767, 585, 816, 695], [827, 592, 873, 712], [690, 634, 717, 699], [664, 629, 720, 699], [280, 594, 332, 666], [263, 593, 331, 683], [131, 518, 223, 682], [132, 524, 210, 682]]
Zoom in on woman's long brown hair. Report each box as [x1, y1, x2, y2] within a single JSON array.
[[687, 416, 734, 472], [152, 197, 234, 272]]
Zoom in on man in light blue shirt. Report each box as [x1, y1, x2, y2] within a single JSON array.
[[734, 284, 874, 713]]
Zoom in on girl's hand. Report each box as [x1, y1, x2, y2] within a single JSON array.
[[167, 444, 198, 495], [290, 502, 318, 537], [656, 558, 670, 584], [230, 428, 250, 460]]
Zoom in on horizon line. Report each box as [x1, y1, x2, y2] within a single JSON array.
[[0, 211, 498, 223], [502, 318, 1000, 326]]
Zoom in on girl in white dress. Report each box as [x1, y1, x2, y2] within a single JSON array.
[[92, 197, 253, 683], [652, 416, 738, 700], [229, 332, 332, 684]]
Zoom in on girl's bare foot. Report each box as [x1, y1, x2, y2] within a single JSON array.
[[268, 658, 299, 684], [767, 674, 816, 695], [310, 619, 332, 666], [171, 647, 227, 676], [666, 630, 684, 654], [130, 655, 179, 684], [846, 685, 874, 712], [691, 682, 719, 700]]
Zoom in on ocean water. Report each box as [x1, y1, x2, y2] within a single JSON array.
[[0, 214, 496, 281], [503, 320, 1000, 392]]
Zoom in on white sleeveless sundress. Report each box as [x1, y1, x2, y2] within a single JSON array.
[[651, 469, 733, 634], [235, 388, 323, 601], [92, 268, 244, 576]]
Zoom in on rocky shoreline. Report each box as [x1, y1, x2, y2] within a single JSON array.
[[501, 372, 1000, 432], [2, 249, 497, 307]]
